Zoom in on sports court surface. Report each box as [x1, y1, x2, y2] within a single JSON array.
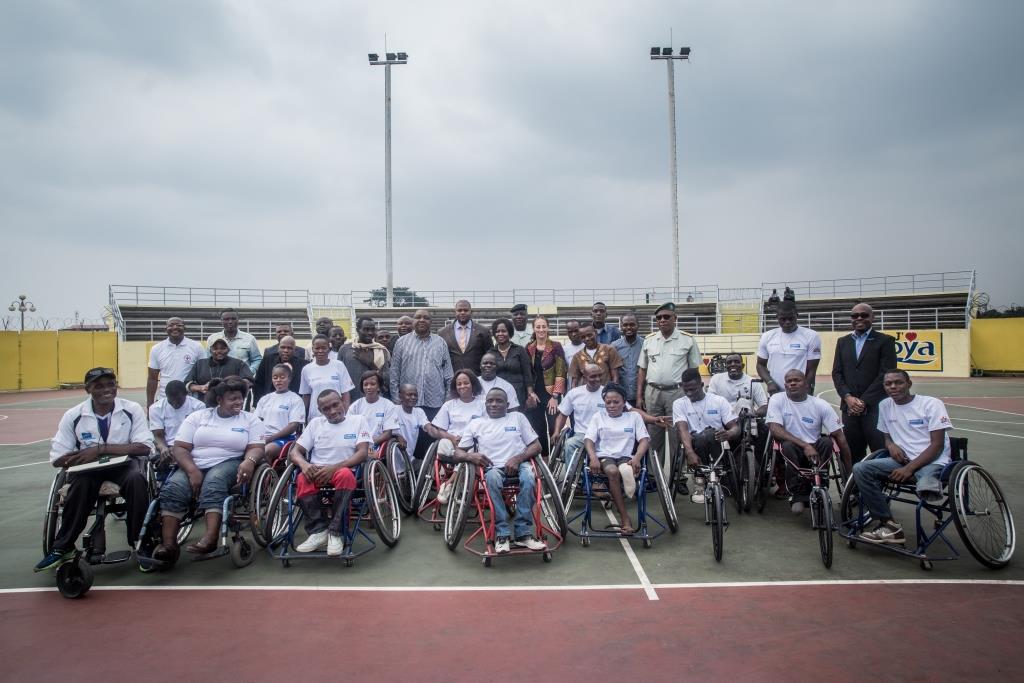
[[2, 377, 1022, 680]]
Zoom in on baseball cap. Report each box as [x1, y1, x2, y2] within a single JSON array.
[[84, 367, 116, 385]]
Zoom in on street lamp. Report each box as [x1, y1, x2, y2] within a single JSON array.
[[369, 49, 409, 308], [650, 45, 691, 301], [8, 294, 37, 332]]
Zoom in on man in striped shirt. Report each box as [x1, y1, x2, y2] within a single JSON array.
[[389, 309, 454, 420]]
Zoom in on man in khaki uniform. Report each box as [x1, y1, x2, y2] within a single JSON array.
[[636, 302, 702, 488]]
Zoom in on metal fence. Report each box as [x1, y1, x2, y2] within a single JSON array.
[[761, 270, 974, 301], [110, 285, 310, 308], [759, 307, 968, 332], [350, 285, 720, 309]]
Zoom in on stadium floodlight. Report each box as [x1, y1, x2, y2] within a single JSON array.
[[369, 48, 409, 308], [368, 53, 379, 62], [7, 294, 37, 332], [648, 42, 691, 300]]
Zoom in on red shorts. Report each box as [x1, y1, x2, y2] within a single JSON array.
[[296, 467, 357, 498]]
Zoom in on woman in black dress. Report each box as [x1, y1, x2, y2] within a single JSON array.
[[488, 318, 539, 412]]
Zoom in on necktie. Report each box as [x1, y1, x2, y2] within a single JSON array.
[[458, 325, 468, 352]]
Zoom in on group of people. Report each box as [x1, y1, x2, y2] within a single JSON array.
[[35, 296, 953, 572]]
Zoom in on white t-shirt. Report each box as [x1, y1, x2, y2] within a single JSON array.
[[432, 397, 487, 436], [458, 412, 538, 468], [149, 395, 206, 444], [255, 390, 306, 434], [558, 385, 612, 435], [300, 360, 356, 419], [708, 373, 769, 411], [562, 341, 585, 366], [877, 395, 952, 466], [148, 337, 206, 400], [584, 411, 650, 461], [348, 396, 401, 442], [757, 326, 822, 387], [479, 376, 520, 409], [297, 414, 373, 466], [765, 393, 841, 443], [672, 393, 738, 432], [175, 408, 266, 469], [396, 405, 429, 455]]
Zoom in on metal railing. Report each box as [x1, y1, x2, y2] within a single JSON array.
[[350, 285, 720, 309], [759, 307, 968, 332], [309, 292, 353, 308], [121, 317, 312, 342], [760, 270, 974, 301], [110, 285, 310, 308]]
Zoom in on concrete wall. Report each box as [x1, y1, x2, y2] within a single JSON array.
[[971, 319, 1024, 372], [116, 337, 282, 388], [0, 331, 118, 391]]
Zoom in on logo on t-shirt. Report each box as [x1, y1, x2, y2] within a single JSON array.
[[279, 405, 289, 410], [344, 433, 356, 440], [624, 427, 634, 433], [801, 416, 814, 424], [375, 412, 384, 418], [184, 355, 193, 363], [331, 375, 340, 381], [82, 431, 93, 439], [789, 343, 802, 349], [231, 427, 247, 433], [708, 409, 719, 415], [909, 418, 926, 426], [504, 426, 518, 432]]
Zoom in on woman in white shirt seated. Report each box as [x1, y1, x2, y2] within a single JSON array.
[[583, 383, 650, 535], [347, 371, 401, 450], [426, 369, 486, 461], [155, 377, 266, 565]]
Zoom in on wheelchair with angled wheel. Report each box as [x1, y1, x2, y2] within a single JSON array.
[[261, 451, 401, 567], [839, 437, 1015, 570], [414, 440, 459, 529]]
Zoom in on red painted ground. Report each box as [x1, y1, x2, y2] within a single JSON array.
[[2, 584, 1021, 681], [0, 408, 66, 443]]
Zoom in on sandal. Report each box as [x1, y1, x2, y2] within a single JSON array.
[[185, 538, 218, 555]]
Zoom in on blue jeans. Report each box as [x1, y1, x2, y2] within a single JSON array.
[[485, 462, 536, 539], [160, 457, 242, 517], [563, 433, 585, 468], [852, 451, 945, 520]]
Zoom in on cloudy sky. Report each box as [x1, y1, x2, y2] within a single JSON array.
[[2, 0, 1022, 325]]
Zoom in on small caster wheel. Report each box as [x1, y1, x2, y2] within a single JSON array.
[[56, 558, 94, 599], [543, 552, 552, 563], [920, 559, 933, 571], [643, 538, 653, 549], [847, 539, 857, 549], [483, 556, 492, 567], [282, 559, 291, 568], [433, 523, 442, 532], [344, 558, 354, 568], [581, 536, 591, 547], [230, 539, 254, 568]]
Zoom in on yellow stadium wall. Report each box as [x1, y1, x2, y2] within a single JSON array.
[[0, 332, 118, 391], [970, 319, 1024, 372]]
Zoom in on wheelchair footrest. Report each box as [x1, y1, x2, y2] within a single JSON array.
[[100, 549, 132, 564], [191, 546, 230, 562]]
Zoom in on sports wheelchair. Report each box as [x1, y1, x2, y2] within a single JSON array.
[[839, 438, 1015, 571], [261, 442, 401, 567], [559, 440, 677, 548], [414, 440, 458, 529], [441, 456, 565, 566]]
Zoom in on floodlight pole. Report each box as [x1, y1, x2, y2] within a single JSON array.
[[651, 46, 690, 301], [369, 51, 408, 308]]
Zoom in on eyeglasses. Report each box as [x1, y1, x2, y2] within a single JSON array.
[[850, 313, 871, 319], [655, 314, 673, 321]]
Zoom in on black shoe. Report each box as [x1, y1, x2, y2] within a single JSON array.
[[675, 481, 689, 496]]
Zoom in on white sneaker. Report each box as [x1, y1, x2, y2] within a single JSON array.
[[436, 479, 455, 504], [495, 537, 511, 554], [691, 491, 705, 504], [296, 530, 328, 553], [514, 536, 547, 551], [327, 533, 344, 557]]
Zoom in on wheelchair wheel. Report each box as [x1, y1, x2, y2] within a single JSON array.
[[839, 475, 867, 549], [755, 447, 774, 514], [367, 458, 401, 548], [725, 448, 743, 515], [56, 557, 94, 599], [811, 487, 834, 568], [385, 442, 416, 515], [443, 464, 475, 551], [263, 463, 296, 545], [648, 451, 678, 533], [559, 445, 584, 509], [709, 481, 725, 562], [742, 447, 757, 513], [248, 464, 278, 548], [668, 448, 683, 505], [415, 442, 439, 511], [547, 432, 566, 483], [43, 470, 67, 554], [950, 462, 1016, 569], [230, 537, 255, 568], [536, 458, 568, 539]]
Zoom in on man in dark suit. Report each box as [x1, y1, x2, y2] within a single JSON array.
[[438, 300, 492, 373], [831, 303, 897, 463]]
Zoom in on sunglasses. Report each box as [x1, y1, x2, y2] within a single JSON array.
[[850, 312, 871, 319]]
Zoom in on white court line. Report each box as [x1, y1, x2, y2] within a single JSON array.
[[0, 415, 8, 421], [2, 579, 1022, 596], [946, 403, 1024, 418], [603, 506, 659, 601], [952, 418, 1024, 425], [0, 439, 49, 447], [0, 460, 50, 470], [954, 427, 1024, 440]]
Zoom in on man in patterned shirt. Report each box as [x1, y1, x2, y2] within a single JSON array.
[[389, 309, 454, 420]]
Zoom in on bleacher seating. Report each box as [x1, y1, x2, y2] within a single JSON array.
[[761, 292, 970, 331], [118, 306, 311, 342]]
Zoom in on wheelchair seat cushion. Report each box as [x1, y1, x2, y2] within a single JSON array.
[[58, 481, 121, 502]]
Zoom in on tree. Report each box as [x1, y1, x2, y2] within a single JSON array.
[[363, 287, 429, 308]]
